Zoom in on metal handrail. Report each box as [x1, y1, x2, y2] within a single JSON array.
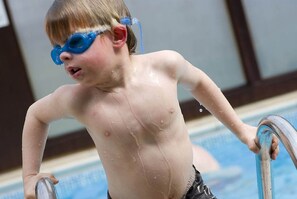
[[256, 115, 297, 199], [35, 177, 57, 199]]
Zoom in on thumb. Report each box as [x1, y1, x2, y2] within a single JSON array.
[[250, 139, 261, 154]]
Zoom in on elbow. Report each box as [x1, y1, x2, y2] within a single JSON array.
[[25, 103, 48, 126]]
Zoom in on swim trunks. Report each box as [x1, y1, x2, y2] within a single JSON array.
[[107, 166, 217, 199], [182, 166, 217, 199]]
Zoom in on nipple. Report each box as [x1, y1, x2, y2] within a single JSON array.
[[104, 131, 111, 137]]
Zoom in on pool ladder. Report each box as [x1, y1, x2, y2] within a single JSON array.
[[256, 115, 297, 199], [35, 177, 57, 199]]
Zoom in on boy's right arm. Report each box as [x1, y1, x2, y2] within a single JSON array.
[[22, 88, 71, 198]]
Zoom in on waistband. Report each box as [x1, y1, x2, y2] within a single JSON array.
[[181, 166, 197, 199]]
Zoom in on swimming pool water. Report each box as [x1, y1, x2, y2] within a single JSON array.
[[191, 108, 297, 199], [192, 128, 297, 199], [1, 106, 297, 199]]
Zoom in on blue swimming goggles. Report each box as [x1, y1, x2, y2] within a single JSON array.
[[51, 17, 144, 65], [51, 29, 105, 65]]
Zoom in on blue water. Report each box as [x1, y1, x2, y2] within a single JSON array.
[[2, 106, 297, 199], [191, 108, 297, 199]]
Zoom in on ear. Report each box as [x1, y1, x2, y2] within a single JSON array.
[[112, 25, 127, 48]]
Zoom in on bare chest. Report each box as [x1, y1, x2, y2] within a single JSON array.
[[81, 82, 180, 142]]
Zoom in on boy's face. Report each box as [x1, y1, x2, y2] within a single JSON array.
[[57, 25, 128, 89], [51, 24, 129, 87]]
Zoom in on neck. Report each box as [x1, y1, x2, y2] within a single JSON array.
[[95, 54, 136, 93]]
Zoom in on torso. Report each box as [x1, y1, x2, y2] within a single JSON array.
[[65, 52, 194, 199]]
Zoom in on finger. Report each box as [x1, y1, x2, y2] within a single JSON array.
[[271, 145, 279, 160], [49, 175, 59, 184], [271, 141, 278, 150], [272, 135, 279, 144]]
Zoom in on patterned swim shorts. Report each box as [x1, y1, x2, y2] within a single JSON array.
[[183, 166, 217, 199]]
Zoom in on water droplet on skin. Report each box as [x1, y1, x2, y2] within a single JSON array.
[[198, 102, 204, 113]]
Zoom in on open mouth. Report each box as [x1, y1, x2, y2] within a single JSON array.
[[67, 66, 82, 76]]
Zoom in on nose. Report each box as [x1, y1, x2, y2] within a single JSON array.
[[60, 51, 73, 63]]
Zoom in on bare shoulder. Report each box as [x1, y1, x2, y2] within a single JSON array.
[[50, 84, 91, 113], [51, 84, 80, 100], [29, 84, 85, 120], [147, 50, 185, 66], [144, 50, 188, 79]]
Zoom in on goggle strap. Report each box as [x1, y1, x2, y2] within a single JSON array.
[[120, 17, 144, 54]]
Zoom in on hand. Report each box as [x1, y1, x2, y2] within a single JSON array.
[[23, 173, 58, 199], [239, 125, 260, 154], [239, 124, 279, 160], [254, 134, 279, 160]]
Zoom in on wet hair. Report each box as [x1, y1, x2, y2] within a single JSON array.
[[45, 0, 137, 54]]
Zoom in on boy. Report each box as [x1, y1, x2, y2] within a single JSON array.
[[22, 0, 279, 198]]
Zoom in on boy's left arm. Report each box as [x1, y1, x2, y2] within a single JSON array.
[[175, 54, 279, 159]]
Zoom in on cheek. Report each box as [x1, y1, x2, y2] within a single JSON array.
[[88, 39, 114, 63]]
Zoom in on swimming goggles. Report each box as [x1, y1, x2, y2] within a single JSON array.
[[51, 29, 106, 65], [51, 17, 144, 65]]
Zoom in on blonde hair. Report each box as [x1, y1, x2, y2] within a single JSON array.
[[45, 0, 137, 54]]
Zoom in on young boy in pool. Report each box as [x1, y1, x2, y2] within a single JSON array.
[[22, 0, 279, 198]]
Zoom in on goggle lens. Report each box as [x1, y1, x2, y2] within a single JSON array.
[[68, 34, 88, 50], [51, 47, 63, 65]]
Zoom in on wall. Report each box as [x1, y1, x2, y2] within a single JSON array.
[[6, 0, 245, 138]]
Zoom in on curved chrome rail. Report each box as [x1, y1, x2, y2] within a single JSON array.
[[35, 177, 57, 199], [256, 115, 297, 199]]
